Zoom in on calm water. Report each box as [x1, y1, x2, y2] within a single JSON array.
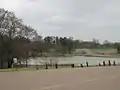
[[27, 56, 120, 66]]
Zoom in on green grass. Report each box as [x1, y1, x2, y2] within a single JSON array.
[[92, 48, 116, 54], [74, 48, 118, 57], [0, 69, 13, 72], [0, 68, 36, 72]]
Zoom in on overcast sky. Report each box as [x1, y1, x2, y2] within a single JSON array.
[[0, 0, 120, 42]]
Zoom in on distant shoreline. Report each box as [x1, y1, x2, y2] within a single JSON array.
[[36, 48, 120, 58], [38, 53, 120, 58], [74, 54, 120, 58]]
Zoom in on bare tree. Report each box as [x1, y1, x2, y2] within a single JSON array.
[[0, 8, 38, 68]]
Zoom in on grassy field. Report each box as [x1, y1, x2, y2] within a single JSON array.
[[92, 48, 116, 54], [74, 48, 119, 57]]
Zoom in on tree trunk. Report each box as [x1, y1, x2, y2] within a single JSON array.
[[0, 59, 3, 69], [117, 48, 120, 53], [7, 59, 13, 68], [25, 58, 28, 68], [40, 50, 43, 56], [19, 60, 21, 68]]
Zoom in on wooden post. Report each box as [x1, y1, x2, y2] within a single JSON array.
[[99, 63, 101, 66], [71, 64, 74, 68], [36, 65, 39, 70], [103, 61, 106, 66], [55, 64, 58, 69], [81, 64, 83, 68], [86, 61, 88, 67], [113, 61, 116, 66], [45, 64, 48, 69], [108, 60, 111, 66]]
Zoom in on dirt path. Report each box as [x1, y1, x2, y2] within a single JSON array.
[[0, 67, 120, 90]]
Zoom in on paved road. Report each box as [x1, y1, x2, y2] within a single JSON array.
[[0, 66, 120, 90]]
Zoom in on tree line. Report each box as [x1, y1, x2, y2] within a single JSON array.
[[0, 8, 120, 68]]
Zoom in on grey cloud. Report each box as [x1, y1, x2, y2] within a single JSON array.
[[1, 0, 120, 42]]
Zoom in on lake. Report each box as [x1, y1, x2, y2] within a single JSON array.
[[27, 56, 120, 66]]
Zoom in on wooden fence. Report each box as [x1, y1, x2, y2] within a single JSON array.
[[15, 60, 120, 70]]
